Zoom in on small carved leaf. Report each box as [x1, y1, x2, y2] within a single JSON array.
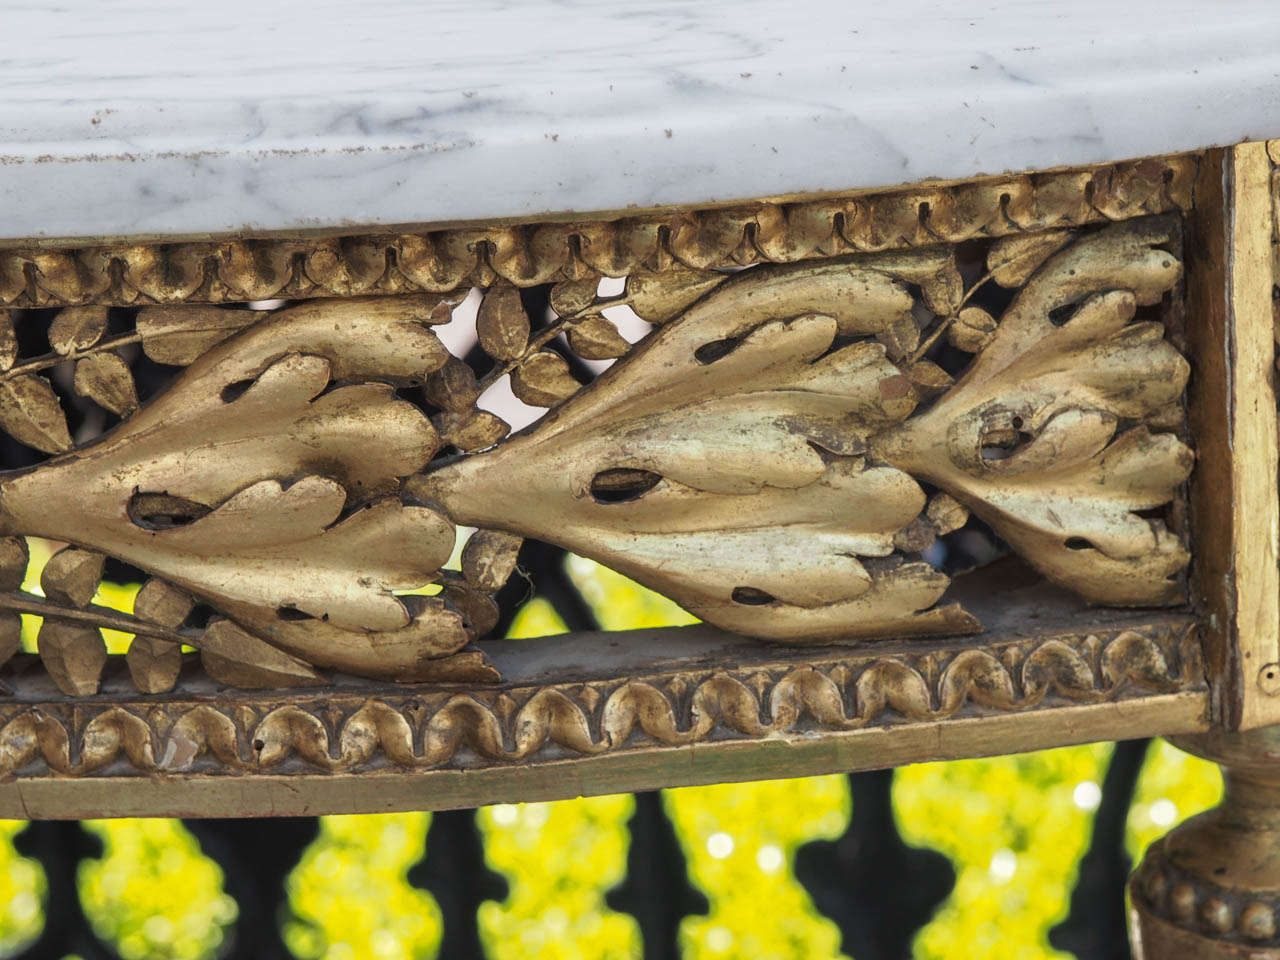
[[879, 313, 920, 360], [550, 277, 600, 316], [427, 298, 459, 325], [133, 578, 196, 629], [905, 360, 954, 394], [38, 620, 108, 696], [442, 584, 500, 636], [892, 517, 937, 554], [74, 353, 139, 416], [511, 351, 580, 406], [41, 547, 104, 608], [918, 260, 965, 316], [136, 305, 257, 365], [126, 637, 183, 694], [0, 312, 17, 371], [461, 530, 523, 592], [0, 374, 73, 453], [423, 357, 481, 412], [433, 409, 510, 451], [49, 305, 108, 355], [626, 266, 727, 323], [947, 307, 998, 353], [987, 230, 1076, 287], [0, 613, 20, 669], [199, 619, 323, 689], [567, 315, 630, 360], [0, 536, 28, 591], [926, 493, 969, 536], [476, 285, 530, 361]]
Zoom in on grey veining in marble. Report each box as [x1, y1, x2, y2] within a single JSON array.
[[3, 0, 1280, 241]]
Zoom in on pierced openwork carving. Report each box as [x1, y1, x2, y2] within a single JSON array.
[[0, 215, 1190, 695], [422, 218, 1191, 641]]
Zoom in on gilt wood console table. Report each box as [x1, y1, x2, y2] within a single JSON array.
[[5, 1, 1280, 955]]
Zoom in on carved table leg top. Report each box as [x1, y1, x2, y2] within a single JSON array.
[[1132, 727, 1280, 958]]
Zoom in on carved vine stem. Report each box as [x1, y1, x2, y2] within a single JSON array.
[[0, 313, 274, 386], [474, 299, 615, 394], [905, 236, 1069, 364], [0, 332, 141, 382], [0, 591, 187, 645]]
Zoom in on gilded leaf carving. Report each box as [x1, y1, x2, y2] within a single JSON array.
[[418, 217, 1191, 640], [48, 305, 108, 355], [0, 374, 72, 454], [0, 293, 489, 683], [875, 219, 1191, 604], [0, 216, 1193, 694], [74, 352, 139, 416]]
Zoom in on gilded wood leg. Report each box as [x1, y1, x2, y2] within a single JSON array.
[[1131, 727, 1280, 957]]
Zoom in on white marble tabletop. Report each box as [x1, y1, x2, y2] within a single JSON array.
[[3, 0, 1280, 242]]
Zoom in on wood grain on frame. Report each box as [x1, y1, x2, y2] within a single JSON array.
[[1186, 143, 1280, 730]]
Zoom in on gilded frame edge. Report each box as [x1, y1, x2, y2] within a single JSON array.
[[0, 693, 1208, 820]]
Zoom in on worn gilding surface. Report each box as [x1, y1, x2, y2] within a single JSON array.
[[0, 215, 1194, 696]]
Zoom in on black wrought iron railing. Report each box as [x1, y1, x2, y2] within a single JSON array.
[[3, 738, 1153, 960]]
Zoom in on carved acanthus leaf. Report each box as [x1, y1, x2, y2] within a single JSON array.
[[877, 218, 1191, 604], [418, 218, 1190, 640], [0, 295, 489, 682], [416, 253, 979, 640]]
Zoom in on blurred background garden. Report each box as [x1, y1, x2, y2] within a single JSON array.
[[0, 547, 1222, 960]]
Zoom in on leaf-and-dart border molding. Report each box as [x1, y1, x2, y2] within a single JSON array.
[[0, 156, 1197, 307]]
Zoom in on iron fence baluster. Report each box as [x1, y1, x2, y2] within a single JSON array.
[[409, 809, 508, 959], [1049, 738, 1152, 960], [607, 791, 709, 960], [181, 817, 319, 960], [13, 821, 116, 960], [794, 769, 955, 960]]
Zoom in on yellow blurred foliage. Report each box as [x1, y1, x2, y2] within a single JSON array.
[[478, 796, 640, 959], [79, 819, 236, 959], [666, 778, 849, 960], [286, 814, 441, 960]]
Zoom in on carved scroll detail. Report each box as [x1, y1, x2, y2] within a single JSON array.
[[0, 157, 1196, 308], [0, 622, 1201, 778]]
